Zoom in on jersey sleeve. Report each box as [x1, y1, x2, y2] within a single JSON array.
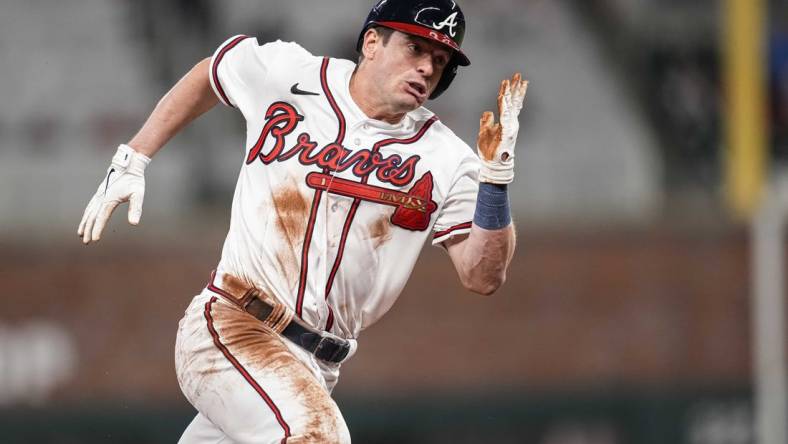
[[209, 35, 257, 108], [431, 154, 480, 246], [209, 36, 311, 111]]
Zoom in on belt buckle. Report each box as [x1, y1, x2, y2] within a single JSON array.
[[314, 335, 350, 363]]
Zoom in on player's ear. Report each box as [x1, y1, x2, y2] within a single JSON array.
[[361, 28, 380, 60]]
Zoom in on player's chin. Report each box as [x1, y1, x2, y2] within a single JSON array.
[[399, 90, 425, 109]]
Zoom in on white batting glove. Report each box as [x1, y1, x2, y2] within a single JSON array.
[[77, 144, 150, 244], [477, 73, 528, 184]]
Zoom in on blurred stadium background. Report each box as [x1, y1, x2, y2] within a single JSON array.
[[1, 0, 786, 442]]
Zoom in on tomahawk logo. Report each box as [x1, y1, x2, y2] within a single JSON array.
[[432, 12, 459, 37]]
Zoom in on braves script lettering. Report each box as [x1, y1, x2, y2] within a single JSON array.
[[247, 102, 420, 187]]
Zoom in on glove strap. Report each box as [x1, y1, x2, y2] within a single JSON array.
[[478, 159, 514, 184], [112, 144, 150, 176]]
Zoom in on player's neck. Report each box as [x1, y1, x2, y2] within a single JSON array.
[[349, 70, 406, 125]]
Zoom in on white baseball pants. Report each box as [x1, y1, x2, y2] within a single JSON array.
[[175, 292, 351, 444]]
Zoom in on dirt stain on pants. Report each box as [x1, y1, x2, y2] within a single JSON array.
[[176, 294, 351, 443]]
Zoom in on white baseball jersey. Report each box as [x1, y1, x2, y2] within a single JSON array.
[[208, 35, 479, 343]]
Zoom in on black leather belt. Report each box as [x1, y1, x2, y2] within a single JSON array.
[[245, 297, 351, 363], [208, 272, 350, 364]]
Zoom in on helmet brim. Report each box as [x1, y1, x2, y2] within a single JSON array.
[[374, 21, 470, 66]]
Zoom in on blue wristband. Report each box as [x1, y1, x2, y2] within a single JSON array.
[[473, 183, 511, 229]]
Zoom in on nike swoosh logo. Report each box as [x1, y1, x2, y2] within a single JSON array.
[[104, 168, 115, 194], [290, 83, 320, 96]]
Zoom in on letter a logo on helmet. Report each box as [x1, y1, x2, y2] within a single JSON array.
[[357, 0, 470, 100], [431, 11, 459, 37]]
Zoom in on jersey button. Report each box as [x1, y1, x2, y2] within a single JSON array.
[[353, 138, 361, 146], [363, 123, 369, 130]]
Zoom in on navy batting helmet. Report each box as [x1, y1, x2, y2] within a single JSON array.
[[356, 0, 470, 99]]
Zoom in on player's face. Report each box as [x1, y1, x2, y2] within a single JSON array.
[[372, 31, 452, 110]]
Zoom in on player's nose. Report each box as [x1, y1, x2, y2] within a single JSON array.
[[415, 54, 435, 78]]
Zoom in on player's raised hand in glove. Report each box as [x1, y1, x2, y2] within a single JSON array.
[[477, 73, 528, 184], [77, 144, 150, 244]]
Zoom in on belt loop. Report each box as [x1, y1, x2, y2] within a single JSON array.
[[264, 303, 293, 334], [238, 288, 258, 309]]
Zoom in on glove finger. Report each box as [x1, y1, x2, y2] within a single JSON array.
[[479, 110, 494, 129], [511, 72, 522, 88], [77, 196, 98, 237], [514, 80, 528, 109], [497, 79, 509, 117], [91, 200, 120, 242], [506, 73, 520, 108], [128, 191, 144, 225], [81, 203, 100, 244]]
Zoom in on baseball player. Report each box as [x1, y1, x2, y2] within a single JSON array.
[[77, 0, 526, 442]]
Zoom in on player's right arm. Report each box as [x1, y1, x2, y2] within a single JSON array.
[[128, 57, 218, 158], [77, 57, 217, 244]]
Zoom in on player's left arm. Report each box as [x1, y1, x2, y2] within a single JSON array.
[[444, 222, 515, 296], [445, 73, 527, 295]]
